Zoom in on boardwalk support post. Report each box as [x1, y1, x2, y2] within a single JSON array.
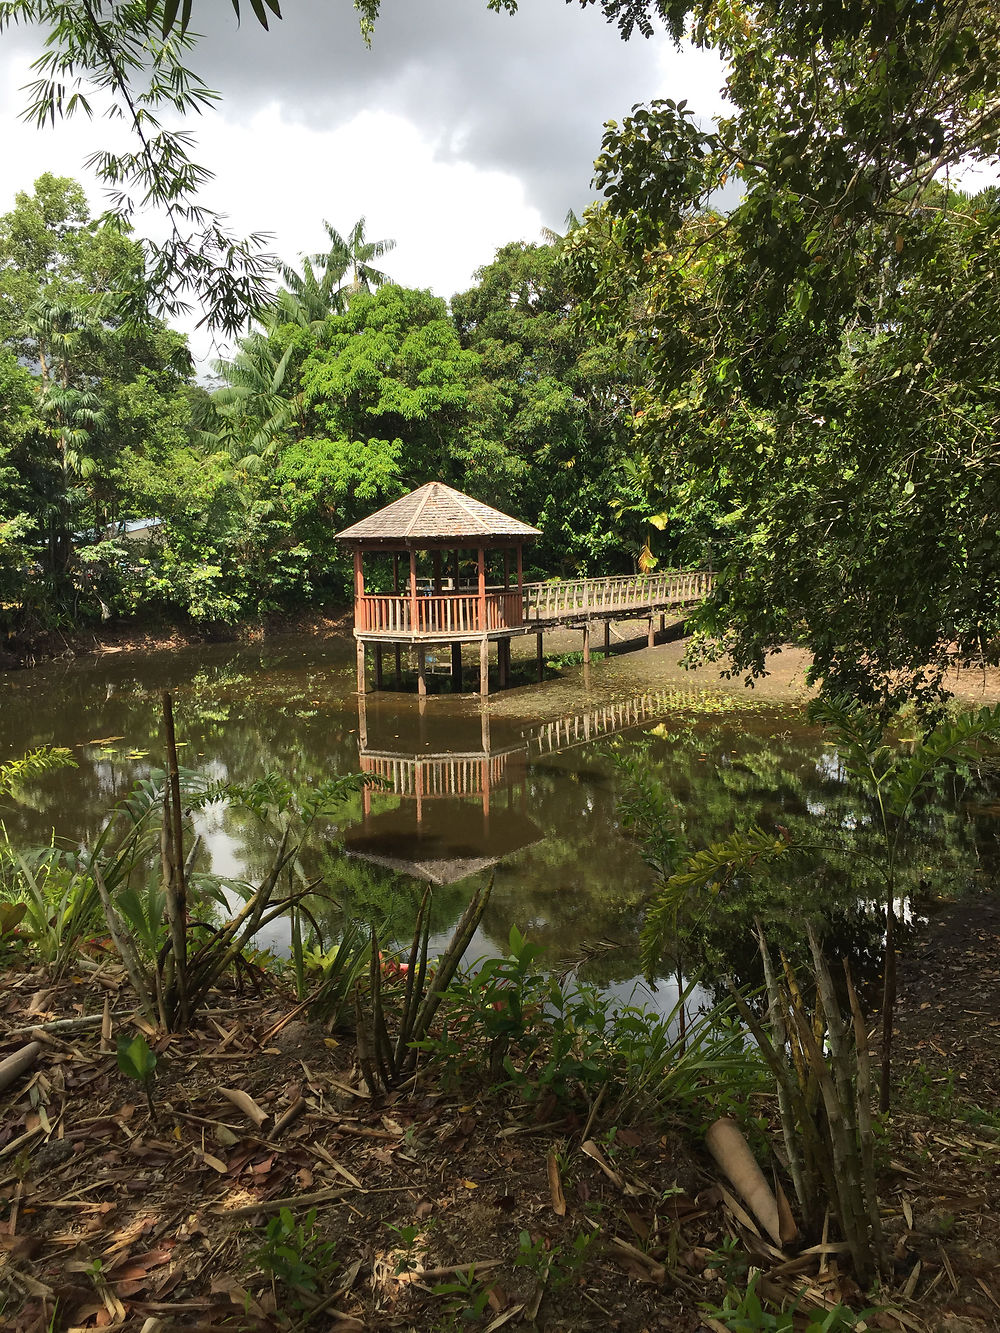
[[583, 622, 590, 665], [374, 645, 383, 691], [356, 639, 366, 694], [417, 648, 427, 697], [648, 616, 655, 648], [477, 546, 487, 632], [451, 642, 462, 692], [480, 637, 490, 696], [604, 621, 611, 656], [498, 638, 511, 688], [536, 632, 544, 682]]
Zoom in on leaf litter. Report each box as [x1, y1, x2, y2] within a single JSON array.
[[1, 942, 999, 1331]]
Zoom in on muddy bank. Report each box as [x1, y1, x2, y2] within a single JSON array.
[[0, 606, 352, 671], [7, 603, 1000, 708]]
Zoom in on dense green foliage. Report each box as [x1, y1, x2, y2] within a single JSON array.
[[566, 0, 1000, 701], [0, 178, 661, 636], [5, 1, 1000, 707]]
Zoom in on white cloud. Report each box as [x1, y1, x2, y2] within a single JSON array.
[[0, 4, 728, 365]]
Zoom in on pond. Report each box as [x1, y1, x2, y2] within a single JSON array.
[[2, 632, 998, 1012]]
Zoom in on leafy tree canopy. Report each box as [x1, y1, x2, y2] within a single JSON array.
[[565, 0, 1000, 704]]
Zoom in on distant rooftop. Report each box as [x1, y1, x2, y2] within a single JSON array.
[[335, 482, 541, 544]]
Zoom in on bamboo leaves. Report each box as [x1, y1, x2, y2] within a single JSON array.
[[639, 827, 794, 982]]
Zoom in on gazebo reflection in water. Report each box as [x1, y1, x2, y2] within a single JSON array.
[[341, 695, 542, 886]]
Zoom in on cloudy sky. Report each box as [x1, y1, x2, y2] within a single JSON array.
[[0, 0, 727, 359]]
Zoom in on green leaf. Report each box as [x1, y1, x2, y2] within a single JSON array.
[[117, 1033, 158, 1083]]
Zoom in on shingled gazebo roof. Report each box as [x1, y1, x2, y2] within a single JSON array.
[[335, 482, 541, 545]]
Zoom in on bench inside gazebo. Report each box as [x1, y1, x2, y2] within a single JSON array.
[[335, 482, 541, 696]]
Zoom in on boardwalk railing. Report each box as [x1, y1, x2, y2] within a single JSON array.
[[357, 590, 522, 635], [356, 571, 714, 636], [522, 570, 714, 622]]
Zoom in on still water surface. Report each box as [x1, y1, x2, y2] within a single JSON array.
[[2, 634, 998, 1009]]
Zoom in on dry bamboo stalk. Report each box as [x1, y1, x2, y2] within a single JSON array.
[[723, 981, 798, 1108], [101, 996, 112, 1053], [778, 951, 811, 1092], [755, 925, 809, 1217], [806, 928, 870, 1271], [0, 1042, 42, 1094], [392, 1259, 503, 1284], [367, 928, 392, 1090], [220, 1185, 352, 1217], [270, 1096, 306, 1138], [353, 982, 377, 1097], [784, 997, 868, 1281], [161, 693, 189, 1024], [186, 832, 293, 1013], [5, 1014, 103, 1039], [843, 958, 887, 1271], [410, 875, 493, 1049], [395, 887, 431, 1069]]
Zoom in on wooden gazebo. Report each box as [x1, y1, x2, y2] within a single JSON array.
[[336, 482, 541, 696]]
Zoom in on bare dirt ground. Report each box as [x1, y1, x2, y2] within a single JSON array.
[[2, 953, 1000, 1332]]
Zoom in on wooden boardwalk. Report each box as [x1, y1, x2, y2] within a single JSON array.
[[355, 568, 715, 695], [523, 570, 714, 627]]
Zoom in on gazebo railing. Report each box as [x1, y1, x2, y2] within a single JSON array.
[[359, 751, 514, 797], [355, 572, 714, 636], [356, 590, 523, 635], [522, 570, 714, 621]]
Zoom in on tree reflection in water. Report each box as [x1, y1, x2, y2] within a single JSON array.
[[2, 637, 998, 1004]]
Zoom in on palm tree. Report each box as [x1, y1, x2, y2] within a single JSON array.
[[208, 332, 301, 474], [273, 255, 340, 332], [309, 216, 396, 305], [541, 208, 583, 249]]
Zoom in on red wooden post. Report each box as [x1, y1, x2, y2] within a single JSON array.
[[353, 548, 365, 629], [477, 546, 486, 631], [515, 543, 524, 626], [409, 547, 418, 633]]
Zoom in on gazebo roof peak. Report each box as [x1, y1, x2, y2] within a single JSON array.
[[335, 482, 541, 544]]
